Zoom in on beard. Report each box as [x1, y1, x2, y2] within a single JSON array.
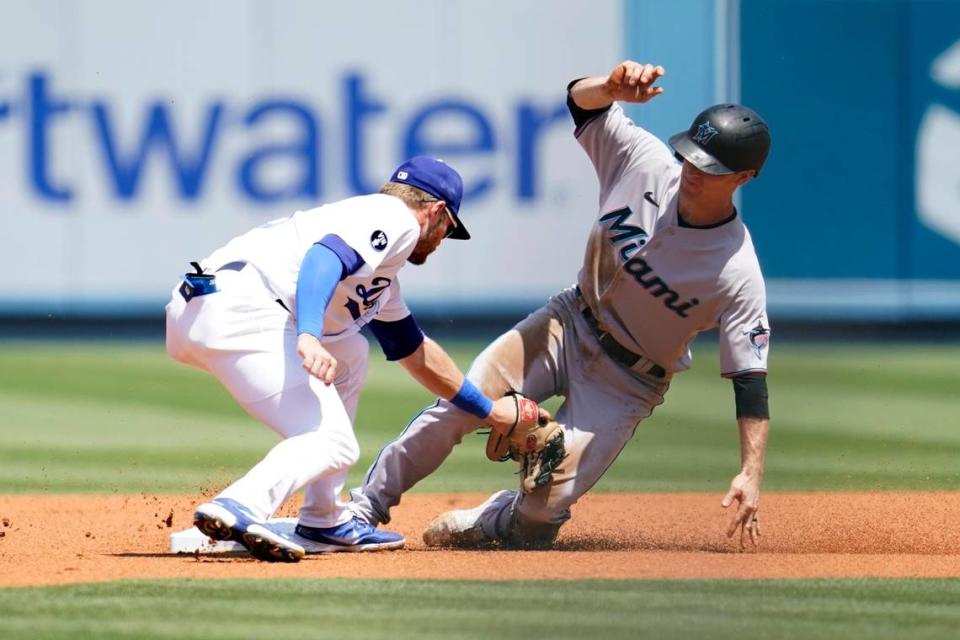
[[407, 216, 447, 265]]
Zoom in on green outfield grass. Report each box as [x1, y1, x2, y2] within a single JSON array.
[[0, 340, 958, 494], [2, 341, 959, 637], [0, 578, 959, 639]]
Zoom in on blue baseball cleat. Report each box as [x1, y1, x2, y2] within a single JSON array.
[[294, 516, 405, 553], [194, 498, 305, 563]]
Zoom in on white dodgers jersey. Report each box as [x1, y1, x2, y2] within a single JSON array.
[[576, 104, 771, 376], [203, 193, 420, 341]]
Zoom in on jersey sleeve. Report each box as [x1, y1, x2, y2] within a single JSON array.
[[718, 272, 771, 377], [573, 102, 676, 197], [325, 195, 419, 274], [375, 278, 412, 323]]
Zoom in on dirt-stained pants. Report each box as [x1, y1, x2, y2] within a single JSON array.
[[351, 286, 669, 546]]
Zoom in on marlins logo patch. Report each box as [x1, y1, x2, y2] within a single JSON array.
[[693, 120, 720, 145], [370, 230, 388, 251], [743, 321, 770, 359]]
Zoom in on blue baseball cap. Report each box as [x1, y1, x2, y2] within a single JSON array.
[[390, 157, 470, 240]]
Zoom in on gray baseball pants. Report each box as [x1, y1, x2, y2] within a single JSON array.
[[350, 286, 670, 546]]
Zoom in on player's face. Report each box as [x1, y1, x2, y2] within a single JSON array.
[[680, 162, 753, 198], [408, 202, 455, 265]]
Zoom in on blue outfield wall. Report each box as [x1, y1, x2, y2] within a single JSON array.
[[739, 0, 960, 320], [623, 0, 726, 140], [627, 0, 960, 320], [742, 1, 902, 280]]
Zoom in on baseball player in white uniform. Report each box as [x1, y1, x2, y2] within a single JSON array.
[[349, 61, 773, 549], [165, 157, 547, 562]]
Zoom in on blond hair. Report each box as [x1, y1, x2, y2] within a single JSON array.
[[379, 182, 438, 210]]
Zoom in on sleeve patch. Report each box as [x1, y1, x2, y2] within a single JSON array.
[[370, 230, 388, 252], [744, 320, 770, 360]]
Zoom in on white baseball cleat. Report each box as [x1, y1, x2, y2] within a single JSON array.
[[422, 490, 515, 548]]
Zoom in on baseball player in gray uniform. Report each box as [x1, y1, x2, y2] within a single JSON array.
[[349, 61, 773, 549]]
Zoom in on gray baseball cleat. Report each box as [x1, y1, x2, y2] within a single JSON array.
[[422, 490, 515, 548]]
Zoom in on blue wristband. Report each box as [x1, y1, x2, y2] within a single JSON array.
[[450, 379, 493, 419]]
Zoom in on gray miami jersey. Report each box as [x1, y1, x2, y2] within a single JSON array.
[[576, 103, 770, 376]]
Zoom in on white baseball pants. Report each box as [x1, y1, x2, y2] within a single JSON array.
[[165, 265, 366, 528]]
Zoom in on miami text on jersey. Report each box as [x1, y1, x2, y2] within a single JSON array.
[[598, 207, 648, 261], [600, 206, 700, 318]]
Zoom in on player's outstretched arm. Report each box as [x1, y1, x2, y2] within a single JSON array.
[[721, 416, 769, 549], [570, 60, 665, 110], [396, 337, 548, 433]]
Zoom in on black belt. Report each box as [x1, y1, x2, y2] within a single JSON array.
[[580, 305, 666, 378]]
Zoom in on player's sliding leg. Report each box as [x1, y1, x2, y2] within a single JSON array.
[[423, 288, 671, 548], [350, 302, 568, 526]]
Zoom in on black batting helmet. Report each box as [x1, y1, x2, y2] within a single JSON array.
[[669, 104, 771, 176]]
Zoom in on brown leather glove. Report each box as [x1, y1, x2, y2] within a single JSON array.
[[485, 392, 567, 493]]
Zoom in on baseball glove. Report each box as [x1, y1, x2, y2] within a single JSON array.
[[485, 392, 567, 494]]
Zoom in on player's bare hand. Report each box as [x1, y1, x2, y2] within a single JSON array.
[[297, 333, 337, 385], [605, 60, 665, 104], [487, 396, 519, 434], [721, 469, 763, 550], [487, 396, 551, 435]]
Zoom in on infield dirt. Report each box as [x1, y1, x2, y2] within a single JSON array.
[[1, 492, 959, 587]]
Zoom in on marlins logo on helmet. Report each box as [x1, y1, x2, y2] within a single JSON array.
[[693, 121, 720, 145]]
